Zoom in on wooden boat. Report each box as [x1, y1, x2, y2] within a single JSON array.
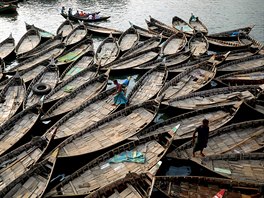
[[23, 62, 59, 109], [43, 70, 109, 119], [118, 27, 139, 52], [17, 33, 63, 60], [56, 18, 74, 38], [168, 119, 264, 159], [102, 47, 160, 70], [138, 102, 242, 141], [221, 47, 260, 62], [238, 33, 264, 54], [188, 31, 208, 57], [189, 14, 208, 35], [158, 55, 224, 100], [0, 104, 41, 156], [64, 23, 88, 46], [198, 153, 264, 184], [217, 66, 264, 85], [5, 43, 65, 73], [217, 54, 264, 72], [56, 38, 93, 66], [0, 33, 15, 60], [25, 22, 54, 40], [164, 85, 263, 110], [121, 35, 161, 58], [86, 173, 151, 198], [0, 74, 26, 125], [15, 27, 41, 57], [129, 21, 158, 39], [84, 23, 123, 36], [61, 10, 110, 22], [59, 50, 95, 82], [44, 60, 97, 104], [246, 99, 264, 115], [0, 149, 58, 198], [172, 16, 194, 35], [45, 128, 175, 197], [0, 2, 17, 14], [42, 88, 118, 139], [152, 176, 263, 198], [95, 34, 120, 66], [134, 50, 192, 70], [127, 64, 168, 105], [161, 32, 187, 56], [208, 25, 254, 40]]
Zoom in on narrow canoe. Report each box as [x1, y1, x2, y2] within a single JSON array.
[[45, 129, 175, 197], [172, 16, 194, 35], [84, 23, 123, 36], [25, 22, 54, 40], [238, 32, 264, 54], [168, 119, 264, 159], [161, 32, 187, 55], [0, 149, 58, 198], [15, 27, 41, 57], [246, 99, 264, 115], [0, 74, 26, 125], [0, 3, 17, 14], [65, 23, 89, 46], [165, 85, 262, 110], [153, 176, 262, 198], [44, 59, 97, 104], [145, 18, 177, 38], [118, 26, 139, 52], [96, 34, 120, 66], [222, 47, 260, 62], [23, 63, 59, 109], [129, 21, 159, 39], [61, 11, 110, 22], [189, 14, 208, 35], [56, 18, 74, 38], [128, 64, 168, 105], [0, 33, 15, 60], [188, 31, 209, 57], [43, 70, 110, 119]]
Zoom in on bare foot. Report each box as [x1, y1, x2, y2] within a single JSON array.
[[200, 153, 205, 157]]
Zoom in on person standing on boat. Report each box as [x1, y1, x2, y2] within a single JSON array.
[[192, 119, 209, 157], [112, 77, 130, 106]]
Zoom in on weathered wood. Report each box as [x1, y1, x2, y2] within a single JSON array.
[[65, 23, 88, 46], [56, 19, 74, 38], [25, 22, 54, 40], [246, 100, 264, 115], [189, 14, 208, 35], [84, 23, 123, 36], [118, 27, 139, 52], [0, 33, 15, 60], [188, 32, 209, 57], [161, 32, 187, 55], [129, 22, 161, 39], [172, 16, 194, 35]]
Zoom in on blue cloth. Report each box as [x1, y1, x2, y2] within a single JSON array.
[[114, 91, 128, 105], [122, 79, 130, 86], [108, 151, 146, 164], [230, 31, 239, 36]]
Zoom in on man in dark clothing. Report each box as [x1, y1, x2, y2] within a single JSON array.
[[192, 119, 209, 157]]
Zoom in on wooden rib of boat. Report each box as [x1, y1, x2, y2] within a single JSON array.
[[128, 64, 167, 105], [208, 25, 254, 40], [56, 18, 74, 38], [199, 153, 264, 184], [168, 119, 264, 159], [188, 31, 208, 57], [23, 63, 59, 109], [0, 74, 26, 125], [25, 22, 54, 40], [153, 176, 263, 198], [0, 149, 58, 198], [102, 47, 160, 70], [56, 37, 93, 66], [59, 50, 95, 82], [84, 23, 123, 36], [0, 103, 40, 156], [165, 85, 263, 110], [17, 33, 63, 60], [189, 14, 208, 35], [15, 27, 41, 57], [65, 23, 88, 46], [43, 70, 110, 119], [217, 66, 264, 85], [172, 16, 194, 35], [5, 43, 65, 73], [217, 54, 264, 72], [42, 88, 118, 139], [44, 61, 97, 104], [118, 27, 139, 52], [246, 99, 264, 115], [45, 129, 175, 197], [121, 35, 161, 58], [0, 33, 15, 60], [86, 173, 151, 198], [159, 55, 223, 100], [96, 34, 120, 66], [161, 32, 187, 56], [129, 22, 159, 39], [0, 58, 4, 80], [137, 102, 242, 141]]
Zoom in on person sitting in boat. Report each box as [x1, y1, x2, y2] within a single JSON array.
[[68, 8, 72, 16], [192, 119, 209, 157], [95, 13, 100, 19], [88, 14, 93, 20], [75, 10, 80, 16], [190, 13, 196, 22], [61, 6, 65, 14], [80, 11, 85, 17], [112, 78, 130, 106]]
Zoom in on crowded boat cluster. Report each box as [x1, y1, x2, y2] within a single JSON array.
[[0, 10, 264, 197]]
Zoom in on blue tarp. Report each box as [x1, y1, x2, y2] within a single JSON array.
[[108, 151, 146, 164]]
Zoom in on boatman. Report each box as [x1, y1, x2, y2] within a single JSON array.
[[112, 77, 130, 106], [192, 119, 209, 157]]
